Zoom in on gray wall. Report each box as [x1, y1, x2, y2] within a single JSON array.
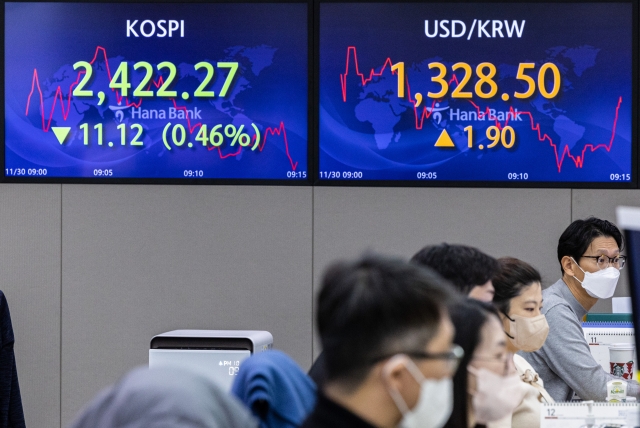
[[3, 184, 639, 427]]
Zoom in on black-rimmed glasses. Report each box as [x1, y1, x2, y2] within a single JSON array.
[[370, 344, 464, 373], [581, 255, 627, 270]]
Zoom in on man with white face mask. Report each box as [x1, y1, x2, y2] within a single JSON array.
[[521, 217, 639, 402], [301, 254, 461, 428]]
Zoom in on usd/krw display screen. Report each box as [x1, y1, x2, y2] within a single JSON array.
[[318, 2, 634, 185], [5, 2, 308, 181]]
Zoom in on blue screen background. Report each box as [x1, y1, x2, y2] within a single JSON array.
[[318, 2, 633, 183], [5, 2, 308, 180]]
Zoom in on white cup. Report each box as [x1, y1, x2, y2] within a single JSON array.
[[609, 343, 635, 380]]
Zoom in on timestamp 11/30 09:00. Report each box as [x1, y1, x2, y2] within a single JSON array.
[[319, 171, 364, 179], [5, 168, 48, 176]]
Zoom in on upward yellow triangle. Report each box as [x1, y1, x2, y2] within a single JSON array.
[[434, 129, 455, 148]]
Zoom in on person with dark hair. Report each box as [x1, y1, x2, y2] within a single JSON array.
[[490, 257, 553, 428], [444, 299, 526, 428], [521, 217, 640, 401], [309, 244, 497, 387], [411, 243, 499, 302], [302, 254, 462, 428]]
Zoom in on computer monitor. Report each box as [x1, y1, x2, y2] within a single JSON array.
[[317, 1, 636, 187], [616, 206, 640, 356], [4, 1, 310, 183]]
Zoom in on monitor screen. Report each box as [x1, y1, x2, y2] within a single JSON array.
[[149, 349, 250, 390], [618, 206, 640, 359], [317, 2, 635, 186], [5, 2, 309, 182]]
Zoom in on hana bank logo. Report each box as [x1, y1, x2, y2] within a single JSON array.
[[426, 102, 450, 125], [109, 102, 131, 123]]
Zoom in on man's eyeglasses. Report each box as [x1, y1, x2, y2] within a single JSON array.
[[581, 255, 627, 270], [405, 344, 465, 373], [370, 344, 465, 373]]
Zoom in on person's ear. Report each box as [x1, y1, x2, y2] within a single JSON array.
[[381, 354, 409, 393], [381, 355, 413, 414], [561, 256, 576, 277], [499, 311, 511, 333]]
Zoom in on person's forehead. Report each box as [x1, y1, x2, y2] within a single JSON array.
[[586, 236, 620, 255], [513, 282, 542, 302], [475, 280, 493, 288], [477, 316, 505, 351]]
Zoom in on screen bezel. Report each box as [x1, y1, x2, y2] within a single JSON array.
[[1, 0, 314, 185], [313, 0, 639, 189]]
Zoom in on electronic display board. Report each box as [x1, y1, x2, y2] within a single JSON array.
[[4, 2, 309, 182], [317, 2, 636, 187], [617, 206, 640, 363]]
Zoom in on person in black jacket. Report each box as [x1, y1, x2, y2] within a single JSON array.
[[302, 254, 462, 428], [0, 290, 25, 428]]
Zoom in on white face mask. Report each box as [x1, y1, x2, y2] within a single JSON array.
[[468, 366, 525, 423], [385, 356, 453, 428], [571, 257, 620, 299]]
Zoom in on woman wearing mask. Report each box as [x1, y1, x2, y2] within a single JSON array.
[[489, 257, 553, 428], [444, 299, 526, 428]]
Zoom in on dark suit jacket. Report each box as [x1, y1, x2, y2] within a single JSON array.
[[0, 291, 25, 428]]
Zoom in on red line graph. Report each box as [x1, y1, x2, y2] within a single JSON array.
[[340, 46, 622, 173], [24, 46, 299, 170], [258, 122, 299, 170]]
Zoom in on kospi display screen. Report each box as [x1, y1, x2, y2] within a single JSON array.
[[5, 2, 309, 182], [317, 2, 636, 186]]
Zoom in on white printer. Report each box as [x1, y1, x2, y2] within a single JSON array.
[[149, 330, 273, 390]]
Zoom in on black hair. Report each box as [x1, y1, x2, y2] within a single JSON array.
[[492, 257, 542, 315], [443, 299, 500, 428], [557, 217, 624, 275], [317, 254, 457, 388], [411, 243, 499, 295]]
